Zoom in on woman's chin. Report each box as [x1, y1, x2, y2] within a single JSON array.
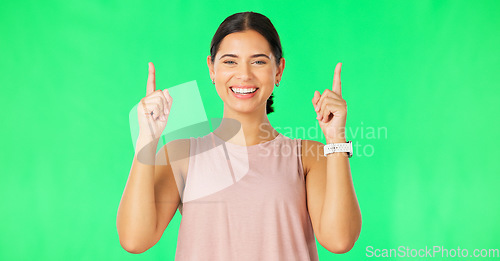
[[226, 104, 264, 114]]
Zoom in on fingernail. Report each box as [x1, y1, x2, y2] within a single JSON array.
[[315, 105, 319, 111], [316, 113, 321, 120]]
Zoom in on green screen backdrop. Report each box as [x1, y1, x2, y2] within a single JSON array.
[[1, 0, 499, 260]]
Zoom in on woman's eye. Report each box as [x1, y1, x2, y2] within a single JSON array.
[[223, 60, 266, 65]]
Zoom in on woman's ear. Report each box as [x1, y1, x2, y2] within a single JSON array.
[[207, 55, 215, 79], [275, 57, 285, 81]]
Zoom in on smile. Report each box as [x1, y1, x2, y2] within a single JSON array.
[[230, 87, 258, 94], [229, 86, 259, 99]]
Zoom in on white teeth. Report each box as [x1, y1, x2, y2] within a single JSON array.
[[231, 87, 257, 94]]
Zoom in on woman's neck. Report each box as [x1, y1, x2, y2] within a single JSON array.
[[213, 107, 279, 146]]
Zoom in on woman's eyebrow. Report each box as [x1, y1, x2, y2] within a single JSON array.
[[219, 53, 270, 60]]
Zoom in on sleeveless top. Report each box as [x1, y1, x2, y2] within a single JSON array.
[[174, 132, 319, 261]]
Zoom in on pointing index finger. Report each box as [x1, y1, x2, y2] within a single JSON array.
[[146, 62, 156, 95], [332, 62, 342, 97]]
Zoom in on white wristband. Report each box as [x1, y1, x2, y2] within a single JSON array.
[[324, 141, 353, 158]]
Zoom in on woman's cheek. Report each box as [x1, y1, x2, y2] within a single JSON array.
[[219, 70, 233, 81]]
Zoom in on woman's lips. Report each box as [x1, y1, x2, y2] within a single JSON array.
[[230, 86, 259, 99], [230, 85, 258, 90]]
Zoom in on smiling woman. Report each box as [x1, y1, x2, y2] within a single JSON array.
[[208, 12, 284, 115], [117, 11, 361, 261]]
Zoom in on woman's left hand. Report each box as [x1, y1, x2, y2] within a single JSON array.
[[312, 62, 347, 143]]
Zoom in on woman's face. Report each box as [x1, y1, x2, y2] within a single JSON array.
[[208, 29, 285, 114]]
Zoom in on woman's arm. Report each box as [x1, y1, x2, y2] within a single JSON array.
[[303, 139, 361, 254], [116, 136, 184, 254]]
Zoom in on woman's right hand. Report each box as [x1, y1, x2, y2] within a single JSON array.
[[137, 62, 173, 140]]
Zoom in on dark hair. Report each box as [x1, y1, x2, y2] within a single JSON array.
[[210, 11, 283, 115]]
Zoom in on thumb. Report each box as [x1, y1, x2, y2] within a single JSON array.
[[162, 89, 173, 112], [312, 90, 320, 106]]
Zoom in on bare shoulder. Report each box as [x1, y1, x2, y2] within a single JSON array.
[[300, 139, 325, 177], [165, 138, 190, 158], [156, 138, 190, 181]]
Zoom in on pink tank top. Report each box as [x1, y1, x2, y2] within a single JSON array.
[[175, 132, 319, 261]]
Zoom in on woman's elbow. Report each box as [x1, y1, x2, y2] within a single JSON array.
[[320, 238, 356, 254], [317, 229, 361, 254], [119, 239, 149, 254]]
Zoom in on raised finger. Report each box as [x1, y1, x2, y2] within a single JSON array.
[[146, 62, 156, 95], [333, 62, 342, 97]]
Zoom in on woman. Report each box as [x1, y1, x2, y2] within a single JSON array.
[[117, 11, 361, 260]]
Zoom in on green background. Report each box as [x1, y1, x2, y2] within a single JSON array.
[[1, 0, 499, 260]]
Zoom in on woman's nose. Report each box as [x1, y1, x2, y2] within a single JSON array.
[[236, 63, 253, 81]]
